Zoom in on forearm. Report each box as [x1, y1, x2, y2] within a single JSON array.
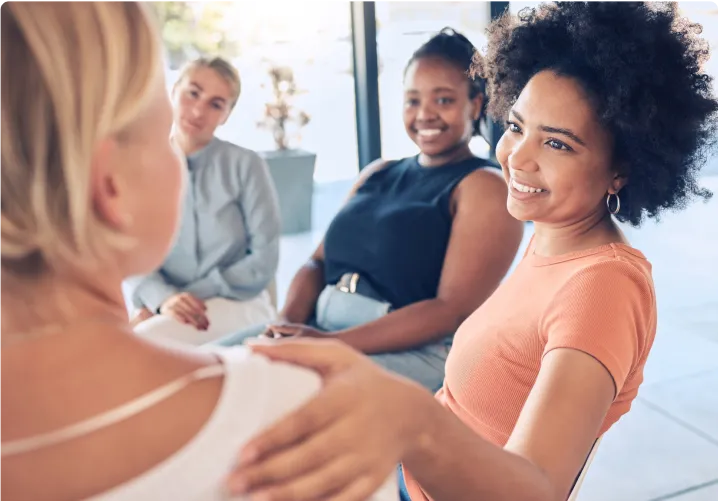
[[280, 260, 325, 324], [184, 270, 222, 300], [404, 394, 555, 501], [219, 245, 278, 297], [125, 272, 179, 312], [335, 299, 461, 354]]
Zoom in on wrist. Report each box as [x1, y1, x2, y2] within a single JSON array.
[[403, 384, 442, 462], [277, 310, 306, 324], [158, 296, 173, 314]]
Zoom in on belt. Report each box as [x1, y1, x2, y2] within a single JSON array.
[[335, 272, 390, 305]]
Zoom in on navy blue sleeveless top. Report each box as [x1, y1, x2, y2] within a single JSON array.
[[323, 155, 498, 309]]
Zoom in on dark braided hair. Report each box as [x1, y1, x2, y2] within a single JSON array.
[[405, 27, 487, 138], [475, 2, 718, 226]]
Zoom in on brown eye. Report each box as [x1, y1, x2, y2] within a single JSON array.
[[506, 121, 521, 133], [546, 139, 572, 151]]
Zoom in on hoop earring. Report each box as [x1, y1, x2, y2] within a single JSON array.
[[606, 193, 621, 215]]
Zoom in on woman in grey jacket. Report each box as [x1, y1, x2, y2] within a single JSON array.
[[126, 57, 280, 345]]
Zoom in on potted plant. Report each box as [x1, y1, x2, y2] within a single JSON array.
[[258, 65, 317, 235]]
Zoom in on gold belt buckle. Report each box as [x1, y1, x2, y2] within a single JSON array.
[[338, 272, 359, 294]]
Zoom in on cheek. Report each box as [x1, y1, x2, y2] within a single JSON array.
[[543, 160, 605, 206], [495, 135, 512, 177], [165, 147, 185, 206], [205, 109, 226, 129], [174, 96, 190, 118], [403, 108, 415, 129], [142, 142, 184, 211], [444, 106, 469, 129]]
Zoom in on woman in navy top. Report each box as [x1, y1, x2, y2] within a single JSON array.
[[218, 29, 524, 391], [126, 57, 280, 345]]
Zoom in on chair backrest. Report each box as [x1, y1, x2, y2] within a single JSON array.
[[267, 278, 278, 309], [567, 437, 602, 501]]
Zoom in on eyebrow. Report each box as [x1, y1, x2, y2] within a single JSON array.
[[511, 109, 587, 147]]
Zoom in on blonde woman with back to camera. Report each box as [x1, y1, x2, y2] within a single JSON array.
[[0, 3, 395, 500]]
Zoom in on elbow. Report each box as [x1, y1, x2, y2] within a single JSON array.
[[432, 299, 471, 334], [529, 480, 559, 501], [303, 257, 324, 275], [256, 264, 277, 292], [514, 458, 561, 501]]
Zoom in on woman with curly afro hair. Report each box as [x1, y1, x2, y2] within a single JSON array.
[[225, 4, 718, 501]]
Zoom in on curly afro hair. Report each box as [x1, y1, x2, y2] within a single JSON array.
[[475, 2, 718, 226]]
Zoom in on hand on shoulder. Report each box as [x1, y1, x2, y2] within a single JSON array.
[[226, 339, 433, 500]]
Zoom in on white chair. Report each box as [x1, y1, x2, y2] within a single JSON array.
[[567, 437, 602, 501], [267, 277, 278, 309]]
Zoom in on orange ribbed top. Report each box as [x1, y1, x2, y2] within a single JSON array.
[[405, 239, 657, 501]]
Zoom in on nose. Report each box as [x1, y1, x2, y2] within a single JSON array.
[[416, 100, 438, 122], [190, 102, 203, 119], [507, 136, 539, 174]]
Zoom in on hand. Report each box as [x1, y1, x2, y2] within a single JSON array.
[[159, 293, 209, 331], [226, 338, 434, 501], [262, 322, 327, 340], [129, 307, 154, 328]]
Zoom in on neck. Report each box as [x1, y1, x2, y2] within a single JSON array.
[[418, 142, 473, 168], [1, 270, 129, 346], [532, 209, 627, 257], [173, 130, 212, 157]]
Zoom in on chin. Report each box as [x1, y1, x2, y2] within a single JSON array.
[[180, 129, 199, 140], [507, 201, 534, 222]]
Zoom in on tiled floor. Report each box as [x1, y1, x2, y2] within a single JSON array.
[[278, 173, 718, 501]]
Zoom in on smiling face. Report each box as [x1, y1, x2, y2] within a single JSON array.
[[403, 56, 482, 161], [172, 66, 234, 146], [495, 71, 626, 225]]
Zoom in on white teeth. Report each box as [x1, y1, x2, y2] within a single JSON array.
[[417, 129, 442, 137], [512, 178, 544, 193]]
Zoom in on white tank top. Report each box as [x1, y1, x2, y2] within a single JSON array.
[[4, 346, 397, 500]]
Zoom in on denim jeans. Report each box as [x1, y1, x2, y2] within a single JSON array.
[[211, 285, 450, 391], [398, 464, 412, 501]]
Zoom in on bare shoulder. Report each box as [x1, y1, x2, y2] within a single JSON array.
[[458, 166, 508, 194], [452, 166, 509, 212], [348, 158, 394, 196], [356, 158, 392, 183]]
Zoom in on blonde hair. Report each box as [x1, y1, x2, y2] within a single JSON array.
[[1, 2, 162, 274], [176, 57, 242, 109]]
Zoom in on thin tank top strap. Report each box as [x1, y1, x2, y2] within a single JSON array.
[[1, 363, 226, 457]]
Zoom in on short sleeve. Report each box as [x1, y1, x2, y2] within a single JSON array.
[[540, 259, 655, 395]]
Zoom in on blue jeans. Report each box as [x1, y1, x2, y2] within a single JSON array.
[[211, 285, 450, 391], [398, 464, 412, 501]]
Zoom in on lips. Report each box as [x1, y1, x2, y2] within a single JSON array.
[[182, 119, 203, 131]]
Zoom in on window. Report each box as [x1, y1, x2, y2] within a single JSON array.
[[154, 2, 358, 183], [375, 2, 493, 161]]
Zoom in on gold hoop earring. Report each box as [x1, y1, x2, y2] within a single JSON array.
[[606, 193, 621, 215]]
